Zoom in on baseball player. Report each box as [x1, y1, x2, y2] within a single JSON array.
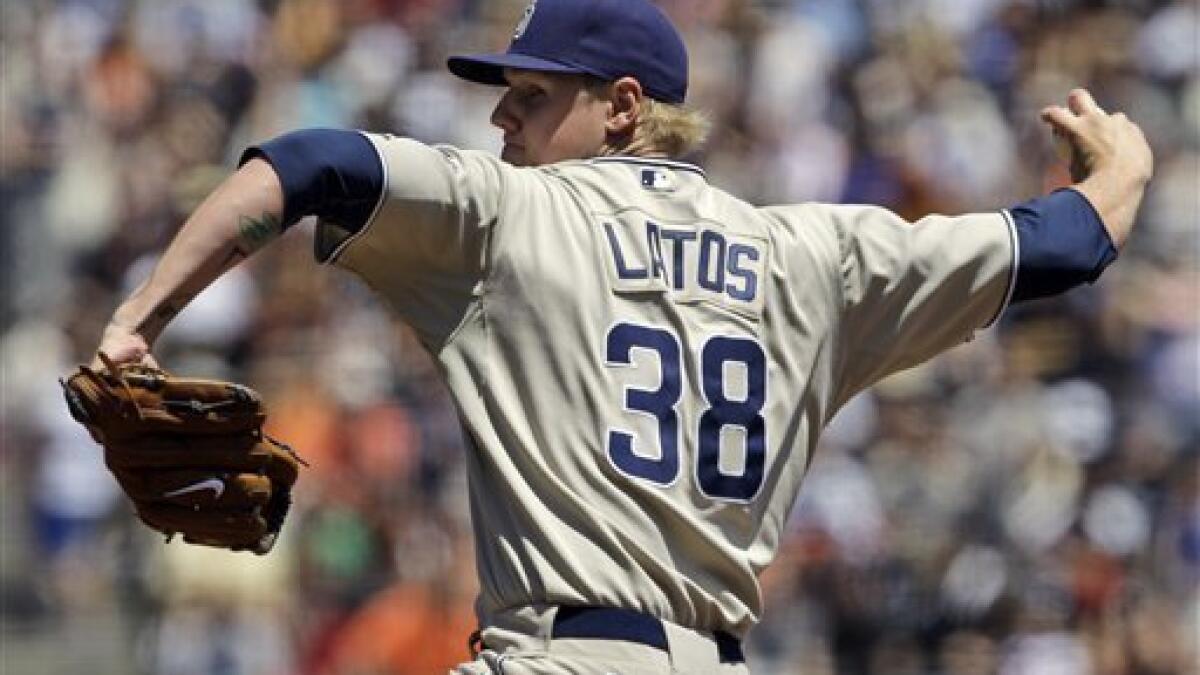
[[92, 0, 1153, 672]]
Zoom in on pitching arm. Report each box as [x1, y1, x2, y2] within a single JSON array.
[[98, 129, 384, 367], [98, 159, 285, 367]]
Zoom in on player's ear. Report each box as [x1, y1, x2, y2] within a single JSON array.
[[605, 76, 643, 137]]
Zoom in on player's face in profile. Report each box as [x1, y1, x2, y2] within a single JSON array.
[[491, 69, 609, 166]]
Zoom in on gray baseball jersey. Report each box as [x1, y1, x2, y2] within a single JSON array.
[[315, 134, 1015, 637]]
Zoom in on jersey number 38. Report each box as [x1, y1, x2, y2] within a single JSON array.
[[605, 322, 766, 503]]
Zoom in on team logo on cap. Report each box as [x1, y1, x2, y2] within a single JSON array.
[[513, 0, 537, 40]]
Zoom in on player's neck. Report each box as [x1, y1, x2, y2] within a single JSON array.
[[598, 133, 668, 160]]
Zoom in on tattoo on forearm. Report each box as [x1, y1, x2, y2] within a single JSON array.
[[150, 304, 179, 327], [139, 299, 183, 337], [237, 212, 282, 252]]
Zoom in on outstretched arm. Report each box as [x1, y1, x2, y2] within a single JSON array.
[[827, 89, 1153, 400], [96, 158, 285, 367]]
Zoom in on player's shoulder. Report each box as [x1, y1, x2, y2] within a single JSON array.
[[755, 201, 854, 240], [365, 133, 504, 175], [758, 201, 866, 224], [365, 134, 571, 202], [758, 201, 911, 246]]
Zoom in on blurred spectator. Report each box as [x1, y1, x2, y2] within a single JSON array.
[[1, 0, 1196, 673]]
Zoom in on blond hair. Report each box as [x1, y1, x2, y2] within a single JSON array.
[[586, 78, 711, 159], [628, 97, 711, 159]]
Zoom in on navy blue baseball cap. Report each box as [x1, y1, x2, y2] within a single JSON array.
[[447, 0, 689, 105]]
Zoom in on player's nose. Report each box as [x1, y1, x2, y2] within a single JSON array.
[[490, 91, 520, 134]]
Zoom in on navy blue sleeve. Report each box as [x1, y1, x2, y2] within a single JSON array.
[[1009, 188, 1117, 303], [239, 128, 384, 232]]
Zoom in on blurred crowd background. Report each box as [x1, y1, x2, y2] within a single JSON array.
[[2, 0, 1197, 673]]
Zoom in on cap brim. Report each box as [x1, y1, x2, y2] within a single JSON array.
[[447, 52, 586, 86]]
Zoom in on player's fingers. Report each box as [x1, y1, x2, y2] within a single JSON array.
[[1040, 106, 1082, 136], [91, 349, 136, 371], [90, 350, 150, 372], [1067, 88, 1104, 117]]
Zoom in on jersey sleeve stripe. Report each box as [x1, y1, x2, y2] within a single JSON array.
[[983, 208, 1020, 328]]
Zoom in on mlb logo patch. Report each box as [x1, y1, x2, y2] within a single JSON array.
[[640, 168, 675, 191]]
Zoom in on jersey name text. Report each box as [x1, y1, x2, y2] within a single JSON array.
[[601, 218, 766, 313]]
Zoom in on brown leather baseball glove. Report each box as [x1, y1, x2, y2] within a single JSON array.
[[60, 354, 305, 554]]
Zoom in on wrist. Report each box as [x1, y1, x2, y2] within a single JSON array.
[[109, 295, 173, 345], [104, 315, 153, 345], [1072, 174, 1145, 250], [1077, 167, 1147, 206]]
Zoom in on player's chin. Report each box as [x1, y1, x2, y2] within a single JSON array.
[[501, 144, 528, 166]]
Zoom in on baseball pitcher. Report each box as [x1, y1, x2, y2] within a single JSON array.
[[81, 0, 1152, 672]]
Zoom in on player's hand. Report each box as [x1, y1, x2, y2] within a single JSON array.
[[1040, 88, 1153, 248], [92, 323, 159, 370], [1040, 88, 1153, 186]]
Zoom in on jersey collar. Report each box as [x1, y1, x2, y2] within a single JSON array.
[[591, 155, 706, 178]]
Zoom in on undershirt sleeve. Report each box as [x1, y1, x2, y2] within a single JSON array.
[[239, 128, 384, 232], [1007, 188, 1117, 303]]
